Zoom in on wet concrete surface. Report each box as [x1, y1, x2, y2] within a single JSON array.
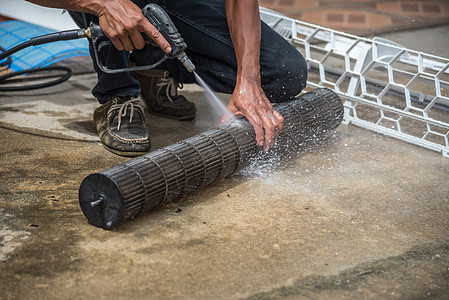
[[1, 27, 449, 299]]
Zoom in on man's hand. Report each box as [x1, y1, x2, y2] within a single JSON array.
[[95, 0, 171, 52], [221, 78, 284, 150]]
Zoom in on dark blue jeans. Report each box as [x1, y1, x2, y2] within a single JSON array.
[[71, 0, 307, 104]]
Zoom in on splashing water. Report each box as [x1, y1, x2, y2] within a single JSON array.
[[194, 71, 233, 122], [194, 72, 290, 179]]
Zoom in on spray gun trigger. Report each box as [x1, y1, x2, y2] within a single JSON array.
[[98, 40, 113, 53]]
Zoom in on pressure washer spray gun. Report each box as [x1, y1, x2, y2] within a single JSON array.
[[0, 4, 195, 77], [88, 4, 196, 74]]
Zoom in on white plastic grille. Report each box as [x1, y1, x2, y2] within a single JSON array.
[[261, 8, 449, 157]]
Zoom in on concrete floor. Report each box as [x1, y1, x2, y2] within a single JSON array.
[[1, 26, 449, 299]]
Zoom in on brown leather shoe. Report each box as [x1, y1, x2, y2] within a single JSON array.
[[131, 69, 196, 120], [93, 97, 150, 157]]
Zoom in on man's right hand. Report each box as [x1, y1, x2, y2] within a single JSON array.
[[94, 0, 172, 53]]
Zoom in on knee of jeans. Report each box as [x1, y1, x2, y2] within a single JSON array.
[[265, 51, 308, 102], [281, 51, 308, 97]]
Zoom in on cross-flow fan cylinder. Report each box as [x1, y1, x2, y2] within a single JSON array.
[[79, 88, 344, 229]]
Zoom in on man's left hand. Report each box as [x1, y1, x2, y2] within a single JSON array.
[[221, 78, 284, 150]]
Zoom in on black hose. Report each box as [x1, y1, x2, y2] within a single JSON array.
[[0, 41, 33, 63], [0, 29, 84, 91], [0, 46, 12, 68], [0, 29, 83, 62], [0, 66, 72, 91]]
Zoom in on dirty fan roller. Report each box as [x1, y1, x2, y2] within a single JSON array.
[[79, 88, 344, 229]]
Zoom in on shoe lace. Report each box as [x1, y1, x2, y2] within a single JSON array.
[[158, 76, 183, 102], [109, 98, 143, 131]]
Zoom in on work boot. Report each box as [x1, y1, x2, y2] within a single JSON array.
[[131, 69, 196, 120], [93, 97, 151, 157]]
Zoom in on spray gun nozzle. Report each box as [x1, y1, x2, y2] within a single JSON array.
[[176, 52, 196, 73]]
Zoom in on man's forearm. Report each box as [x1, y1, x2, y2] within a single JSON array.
[[26, 0, 100, 15], [223, 0, 284, 150], [224, 0, 261, 84]]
